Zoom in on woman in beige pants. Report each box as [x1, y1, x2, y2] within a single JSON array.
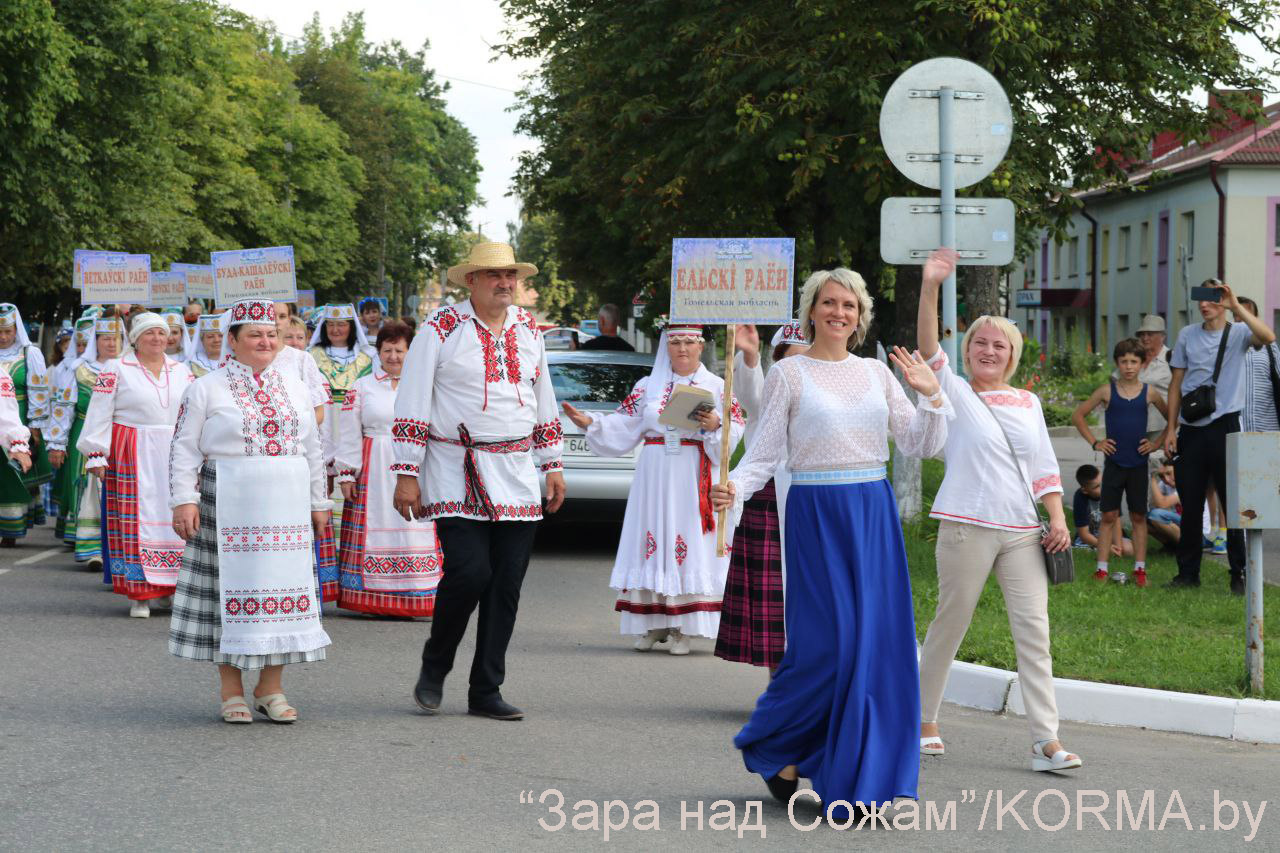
[[915, 249, 1082, 772]]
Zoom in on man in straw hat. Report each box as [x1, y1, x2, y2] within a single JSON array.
[[392, 242, 566, 721]]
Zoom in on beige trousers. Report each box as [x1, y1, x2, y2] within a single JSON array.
[[919, 520, 1060, 742]]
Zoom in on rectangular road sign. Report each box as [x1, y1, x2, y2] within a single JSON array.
[[879, 197, 1015, 266]]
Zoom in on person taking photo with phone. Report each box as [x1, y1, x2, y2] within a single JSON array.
[[1162, 279, 1275, 593]]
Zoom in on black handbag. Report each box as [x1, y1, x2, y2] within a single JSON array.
[[1180, 322, 1231, 423], [980, 398, 1075, 585], [1266, 344, 1280, 426]]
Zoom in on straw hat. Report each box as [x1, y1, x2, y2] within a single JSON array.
[[446, 242, 538, 287]]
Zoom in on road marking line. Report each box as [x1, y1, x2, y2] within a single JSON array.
[[0, 569, 9, 575], [14, 547, 61, 566]]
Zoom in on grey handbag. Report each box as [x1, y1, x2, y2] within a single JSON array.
[[980, 398, 1075, 585]]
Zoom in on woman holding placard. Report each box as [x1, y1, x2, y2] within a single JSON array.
[[78, 313, 194, 617], [563, 320, 745, 656], [168, 298, 333, 724], [711, 269, 950, 819]]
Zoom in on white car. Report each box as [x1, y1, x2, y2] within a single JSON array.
[[542, 326, 595, 350], [541, 349, 654, 520]]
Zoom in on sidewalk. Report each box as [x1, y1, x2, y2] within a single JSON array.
[[1048, 427, 1280, 585]]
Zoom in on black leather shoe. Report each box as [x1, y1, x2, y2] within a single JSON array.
[[764, 772, 798, 804], [1230, 574, 1245, 596], [1163, 575, 1201, 589], [467, 696, 524, 720], [413, 668, 443, 714]]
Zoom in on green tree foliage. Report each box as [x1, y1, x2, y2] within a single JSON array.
[[0, 1, 478, 321], [501, 0, 1280, 342], [289, 13, 480, 312], [508, 213, 583, 326]]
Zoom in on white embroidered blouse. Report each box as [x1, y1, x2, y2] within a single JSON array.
[[168, 358, 331, 511], [275, 344, 331, 410], [334, 370, 397, 483], [0, 373, 31, 455], [925, 349, 1063, 531], [77, 356, 194, 469], [729, 354, 952, 514]]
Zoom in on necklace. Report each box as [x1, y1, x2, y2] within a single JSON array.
[[136, 357, 171, 409]]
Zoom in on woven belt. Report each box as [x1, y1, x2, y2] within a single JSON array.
[[791, 466, 887, 485], [643, 437, 714, 533], [430, 425, 534, 521]]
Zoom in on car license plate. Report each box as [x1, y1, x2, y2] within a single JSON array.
[[564, 436, 593, 456]]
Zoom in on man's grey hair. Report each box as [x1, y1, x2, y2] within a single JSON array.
[[598, 303, 621, 328]]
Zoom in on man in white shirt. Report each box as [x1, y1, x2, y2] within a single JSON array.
[[392, 242, 566, 721]]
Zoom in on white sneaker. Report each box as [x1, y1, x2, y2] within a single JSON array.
[[633, 629, 669, 651], [667, 630, 691, 656], [129, 602, 150, 618]]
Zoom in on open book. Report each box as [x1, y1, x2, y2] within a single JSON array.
[[657, 385, 716, 429]]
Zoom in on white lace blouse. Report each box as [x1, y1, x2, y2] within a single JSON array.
[[729, 354, 952, 509]]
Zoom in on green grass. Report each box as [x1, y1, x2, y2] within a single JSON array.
[[902, 458, 1280, 700]]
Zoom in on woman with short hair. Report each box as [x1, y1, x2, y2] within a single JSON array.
[[711, 267, 950, 818], [335, 321, 444, 617], [78, 313, 195, 617], [168, 298, 334, 724], [915, 248, 1080, 773]]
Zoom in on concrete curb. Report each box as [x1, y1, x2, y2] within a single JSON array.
[[927, 655, 1280, 744]]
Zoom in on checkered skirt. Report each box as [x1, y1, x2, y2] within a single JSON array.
[[714, 479, 785, 668], [168, 462, 326, 670]]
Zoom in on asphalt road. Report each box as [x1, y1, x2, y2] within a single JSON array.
[[1, 520, 1277, 851]]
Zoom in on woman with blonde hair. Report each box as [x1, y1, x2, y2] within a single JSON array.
[[712, 266, 950, 818], [915, 248, 1080, 772]]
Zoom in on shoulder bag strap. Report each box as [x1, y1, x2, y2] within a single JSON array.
[[1266, 343, 1280, 424], [1209, 321, 1232, 386], [978, 395, 1045, 525]]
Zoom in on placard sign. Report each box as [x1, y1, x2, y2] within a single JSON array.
[[669, 238, 795, 324], [149, 271, 188, 306], [73, 249, 109, 291], [210, 245, 297, 307], [80, 253, 151, 305], [172, 263, 215, 301], [296, 289, 316, 311]]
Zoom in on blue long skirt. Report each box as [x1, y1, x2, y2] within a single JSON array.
[[734, 476, 920, 817]]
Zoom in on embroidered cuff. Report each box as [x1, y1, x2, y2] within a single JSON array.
[[335, 469, 357, 483], [1032, 473, 1063, 498], [84, 452, 107, 468], [539, 459, 563, 474], [46, 441, 66, 453], [8, 440, 30, 454], [391, 418, 430, 447], [391, 462, 419, 476]]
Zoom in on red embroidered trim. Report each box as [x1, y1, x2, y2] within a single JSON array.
[[227, 368, 301, 456], [390, 462, 419, 475], [428, 433, 533, 454], [503, 326, 521, 385], [729, 399, 745, 425], [341, 388, 358, 411], [93, 372, 117, 394], [539, 460, 562, 473], [645, 531, 656, 559], [614, 599, 722, 615], [617, 388, 643, 416], [225, 593, 312, 617], [428, 307, 467, 342], [391, 418, 430, 447], [659, 380, 676, 413], [424, 500, 542, 519], [532, 419, 563, 449], [1032, 474, 1062, 493], [139, 549, 182, 568], [477, 325, 501, 383], [9, 440, 30, 452], [363, 553, 443, 574], [674, 534, 688, 566], [337, 468, 356, 479], [0, 375, 14, 398], [86, 452, 106, 462], [981, 390, 1034, 408], [221, 523, 312, 553]]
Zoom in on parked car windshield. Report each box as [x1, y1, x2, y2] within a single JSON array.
[[549, 362, 652, 404]]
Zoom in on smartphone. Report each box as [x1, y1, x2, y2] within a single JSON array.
[[1189, 285, 1221, 303]]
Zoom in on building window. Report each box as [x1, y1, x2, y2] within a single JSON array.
[[1139, 221, 1150, 267], [1068, 237, 1079, 277], [1054, 242, 1061, 279], [1118, 225, 1131, 269], [1181, 211, 1195, 259], [1274, 204, 1280, 250], [1101, 229, 1109, 273]]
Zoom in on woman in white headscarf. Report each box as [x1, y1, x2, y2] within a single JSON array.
[[562, 321, 745, 656], [78, 313, 194, 617], [185, 313, 225, 377], [162, 308, 188, 361], [0, 303, 52, 545], [48, 316, 122, 567]]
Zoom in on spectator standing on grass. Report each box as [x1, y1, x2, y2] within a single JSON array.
[[1162, 280, 1275, 594], [1070, 464, 1131, 558], [1238, 298, 1280, 435], [1147, 459, 1182, 548], [1120, 314, 1172, 447], [1071, 338, 1167, 588], [578, 304, 635, 352]]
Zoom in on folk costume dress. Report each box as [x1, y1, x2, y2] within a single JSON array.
[[714, 322, 808, 668], [308, 304, 374, 471], [168, 302, 332, 670], [726, 353, 951, 819], [1, 372, 32, 477], [584, 331, 746, 640], [0, 304, 53, 538], [78, 352, 194, 601], [335, 370, 444, 617]]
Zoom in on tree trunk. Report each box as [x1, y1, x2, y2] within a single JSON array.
[[961, 265, 1000, 323]]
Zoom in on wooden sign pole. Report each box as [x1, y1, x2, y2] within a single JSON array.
[[715, 323, 736, 557]]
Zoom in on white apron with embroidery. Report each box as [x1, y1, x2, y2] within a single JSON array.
[[215, 456, 330, 655], [135, 424, 184, 585]]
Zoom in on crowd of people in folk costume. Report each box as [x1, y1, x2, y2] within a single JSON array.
[[8, 238, 1277, 817]]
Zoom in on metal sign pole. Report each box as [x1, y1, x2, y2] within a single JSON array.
[[1247, 533, 1264, 693], [938, 86, 958, 365]]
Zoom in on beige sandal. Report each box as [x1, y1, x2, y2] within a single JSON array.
[[221, 696, 253, 724], [253, 692, 297, 724]]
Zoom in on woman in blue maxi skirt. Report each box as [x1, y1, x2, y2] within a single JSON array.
[[713, 267, 952, 820]]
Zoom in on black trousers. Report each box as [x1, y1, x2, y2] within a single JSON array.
[[1173, 412, 1246, 581], [421, 517, 539, 701]]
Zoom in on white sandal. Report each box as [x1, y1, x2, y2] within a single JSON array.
[[1031, 739, 1082, 772], [920, 736, 945, 756], [253, 693, 297, 724], [220, 696, 252, 724]]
